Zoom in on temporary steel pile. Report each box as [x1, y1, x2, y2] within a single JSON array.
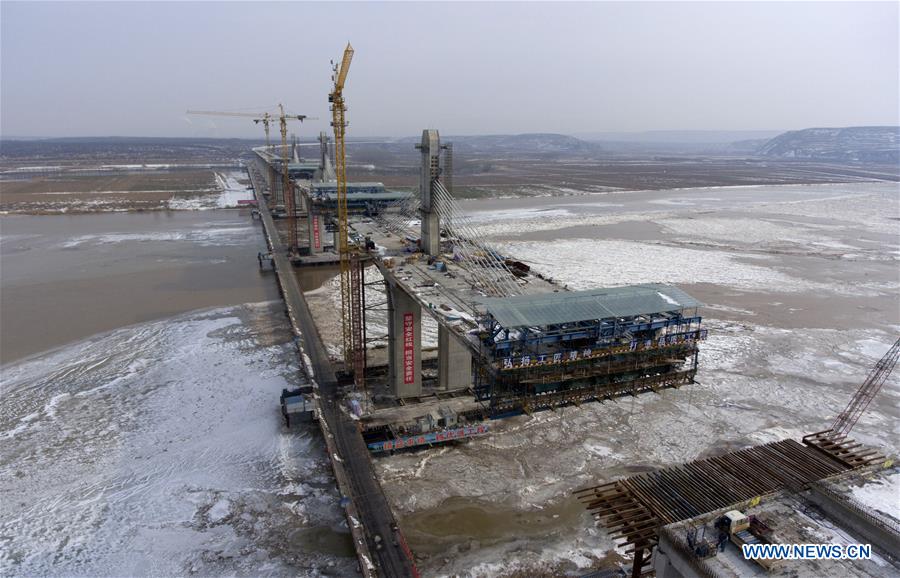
[[574, 438, 864, 573]]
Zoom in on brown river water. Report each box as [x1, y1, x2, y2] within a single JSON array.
[[1, 210, 279, 363]]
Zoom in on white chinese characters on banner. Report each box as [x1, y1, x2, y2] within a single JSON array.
[[499, 329, 707, 370], [403, 313, 415, 384]]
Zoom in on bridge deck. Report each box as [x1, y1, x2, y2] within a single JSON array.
[[353, 217, 562, 354]]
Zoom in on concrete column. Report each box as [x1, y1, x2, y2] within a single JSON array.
[[268, 165, 279, 204], [295, 186, 308, 214], [388, 283, 422, 398], [655, 531, 709, 578], [420, 211, 440, 257], [651, 546, 685, 578], [417, 129, 442, 256], [438, 325, 472, 390]]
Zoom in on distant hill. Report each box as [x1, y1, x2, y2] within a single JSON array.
[[757, 126, 900, 163], [462, 133, 593, 153], [398, 133, 597, 155], [0, 136, 263, 144], [577, 130, 783, 144], [0, 137, 261, 163]]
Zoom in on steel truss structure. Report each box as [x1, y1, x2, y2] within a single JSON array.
[[475, 304, 704, 416], [575, 438, 859, 578]]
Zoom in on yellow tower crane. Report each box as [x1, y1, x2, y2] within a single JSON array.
[[275, 104, 306, 253], [329, 43, 365, 387], [186, 107, 310, 251], [186, 109, 307, 150]]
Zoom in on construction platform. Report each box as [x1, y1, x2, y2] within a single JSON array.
[[360, 389, 490, 453], [575, 435, 890, 576], [355, 221, 705, 391], [290, 252, 343, 267], [655, 477, 899, 578], [363, 389, 481, 428]]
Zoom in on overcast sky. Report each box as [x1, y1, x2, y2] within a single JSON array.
[[1, 1, 897, 138]]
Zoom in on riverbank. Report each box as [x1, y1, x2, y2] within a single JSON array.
[[0, 170, 253, 214]]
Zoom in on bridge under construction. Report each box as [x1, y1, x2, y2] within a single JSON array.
[[234, 44, 897, 578], [247, 119, 712, 575], [249, 123, 898, 577], [253, 126, 708, 454]]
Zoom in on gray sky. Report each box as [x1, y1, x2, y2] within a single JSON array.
[[2, 1, 897, 138]]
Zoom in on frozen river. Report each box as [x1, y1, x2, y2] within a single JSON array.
[[0, 210, 356, 576], [2, 181, 898, 577], [386, 181, 900, 576]]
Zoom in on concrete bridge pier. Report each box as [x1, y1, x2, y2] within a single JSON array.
[[267, 164, 280, 204], [294, 186, 308, 215], [254, 156, 270, 193], [438, 325, 472, 390], [387, 281, 422, 398]]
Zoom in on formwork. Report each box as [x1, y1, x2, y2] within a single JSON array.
[[574, 437, 885, 577], [474, 284, 705, 416]]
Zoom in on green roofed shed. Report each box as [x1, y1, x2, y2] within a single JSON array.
[[482, 283, 702, 328]]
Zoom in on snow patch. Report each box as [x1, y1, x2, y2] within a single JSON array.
[[850, 472, 900, 521]]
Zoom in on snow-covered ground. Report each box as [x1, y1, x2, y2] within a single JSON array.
[[848, 471, 900, 522], [306, 268, 439, 363], [214, 172, 255, 208], [461, 181, 900, 239], [0, 303, 355, 576], [168, 171, 253, 210]]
